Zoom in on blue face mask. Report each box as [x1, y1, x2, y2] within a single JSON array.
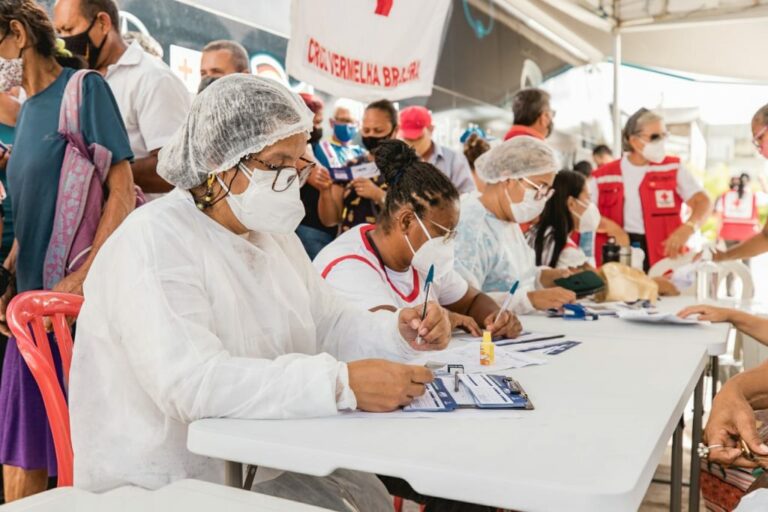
[[333, 122, 358, 143]]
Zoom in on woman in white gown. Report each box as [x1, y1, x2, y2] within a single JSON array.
[[68, 75, 450, 511]]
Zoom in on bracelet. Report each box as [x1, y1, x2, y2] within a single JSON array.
[[684, 220, 697, 230]]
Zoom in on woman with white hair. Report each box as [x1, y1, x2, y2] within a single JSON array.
[[68, 74, 451, 511], [590, 108, 711, 270], [453, 136, 576, 313]]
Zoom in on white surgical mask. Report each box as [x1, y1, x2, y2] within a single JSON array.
[[505, 186, 546, 224], [218, 162, 305, 234], [404, 214, 455, 280], [0, 57, 22, 93], [641, 139, 666, 163], [573, 199, 601, 233]]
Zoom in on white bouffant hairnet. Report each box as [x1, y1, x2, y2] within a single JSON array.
[[475, 136, 560, 184], [157, 74, 313, 189]]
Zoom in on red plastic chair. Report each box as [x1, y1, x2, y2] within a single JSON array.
[[7, 291, 84, 487]]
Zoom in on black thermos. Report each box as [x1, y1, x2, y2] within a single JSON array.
[[602, 236, 621, 264]]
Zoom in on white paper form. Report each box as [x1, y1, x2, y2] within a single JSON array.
[[459, 374, 514, 406], [616, 310, 710, 325], [409, 343, 546, 374]]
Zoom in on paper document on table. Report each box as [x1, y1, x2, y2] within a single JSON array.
[[616, 310, 710, 325], [403, 378, 457, 412], [410, 343, 545, 373], [454, 331, 565, 346]]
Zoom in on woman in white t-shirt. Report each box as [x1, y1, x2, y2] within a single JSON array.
[[528, 171, 600, 269], [314, 140, 522, 339]]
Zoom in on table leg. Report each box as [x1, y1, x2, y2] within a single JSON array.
[[224, 461, 243, 487], [710, 355, 719, 400], [670, 417, 683, 512], [689, 372, 704, 512]]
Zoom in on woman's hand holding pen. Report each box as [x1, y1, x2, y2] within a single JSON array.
[[398, 301, 451, 351], [484, 310, 523, 339]]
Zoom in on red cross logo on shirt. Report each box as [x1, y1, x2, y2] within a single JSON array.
[[655, 189, 675, 208]]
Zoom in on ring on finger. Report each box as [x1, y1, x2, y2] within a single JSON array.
[[697, 443, 725, 459]]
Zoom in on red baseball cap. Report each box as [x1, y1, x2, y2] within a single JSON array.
[[398, 106, 432, 140]]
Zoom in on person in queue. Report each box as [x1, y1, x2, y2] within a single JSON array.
[[463, 132, 490, 193], [54, 0, 191, 199], [314, 139, 522, 339], [296, 92, 338, 259], [592, 144, 613, 168], [398, 106, 476, 194], [198, 39, 249, 93], [314, 100, 395, 235], [0, 0, 135, 500], [590, 108, 711, 270], [453, 136, 576, 313], [503, 88, 553, 141], [68, 75, 451, 511], [715, 174, 762, 260]]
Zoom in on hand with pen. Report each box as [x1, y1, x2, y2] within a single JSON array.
[[397, 301, 451, 351], [482, 309, 523, 339]]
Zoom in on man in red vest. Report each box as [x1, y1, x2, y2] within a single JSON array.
[[714, 103, 768, 262], [590, 108, 712, 271], [503, 88, 553, 141]]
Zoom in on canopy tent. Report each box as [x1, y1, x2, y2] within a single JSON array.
[[468, 0, 768, 151]]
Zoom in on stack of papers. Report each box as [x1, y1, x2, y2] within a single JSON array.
[[409, 343, 545, 374], [616, 309, 710, 325]]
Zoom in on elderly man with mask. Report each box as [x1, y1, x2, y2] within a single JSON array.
[[453, 136, 576, 313], [68, 75, 451, 511]]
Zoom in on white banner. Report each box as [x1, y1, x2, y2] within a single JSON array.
[[286, 0, 451, 102]]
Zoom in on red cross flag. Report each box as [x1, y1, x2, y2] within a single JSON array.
[[286, 0, 451, 101]]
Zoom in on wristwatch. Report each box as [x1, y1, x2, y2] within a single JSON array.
[[684, 220, 697, 230]]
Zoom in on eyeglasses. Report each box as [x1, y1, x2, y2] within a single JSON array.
[[520, 177, 554, 201], [430, 220, 458, 242], [247, 156, 316, 192], [638, 131, 668, 143], [753, 126, 768, 149]]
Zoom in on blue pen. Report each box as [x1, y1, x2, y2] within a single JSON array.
[[493, 281, 519, 325], [416, 265, 435, 346]]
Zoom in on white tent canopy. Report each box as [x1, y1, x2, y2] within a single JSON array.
[[487, 0, 768, 82], [474, 0, 768, 151]]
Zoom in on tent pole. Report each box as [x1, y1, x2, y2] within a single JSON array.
[[612, 28, 622, 155]]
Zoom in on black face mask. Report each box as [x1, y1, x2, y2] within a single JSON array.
[[197, 75, 219, 94], [361, 128, 395, 152], [309, 126, 323, 145], [61, 17, 108, 69]]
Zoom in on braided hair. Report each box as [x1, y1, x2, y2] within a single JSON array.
[[373, 139, 458, 231]]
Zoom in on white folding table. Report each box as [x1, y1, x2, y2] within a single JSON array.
[[188, 336, 707, 512], [519, 295, 731, 512], [0, 480, 331, 511]]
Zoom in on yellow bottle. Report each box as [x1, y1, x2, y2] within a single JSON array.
[[480, 330, 495, 366]]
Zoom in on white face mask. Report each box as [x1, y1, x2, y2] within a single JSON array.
[[573, 199, 601, 233], [218, 162, 305, 234], [505, 185, 547, 223], [404, 214, 455, 280], [641, 139, 666, 163], [0, 57, 22, 93]]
